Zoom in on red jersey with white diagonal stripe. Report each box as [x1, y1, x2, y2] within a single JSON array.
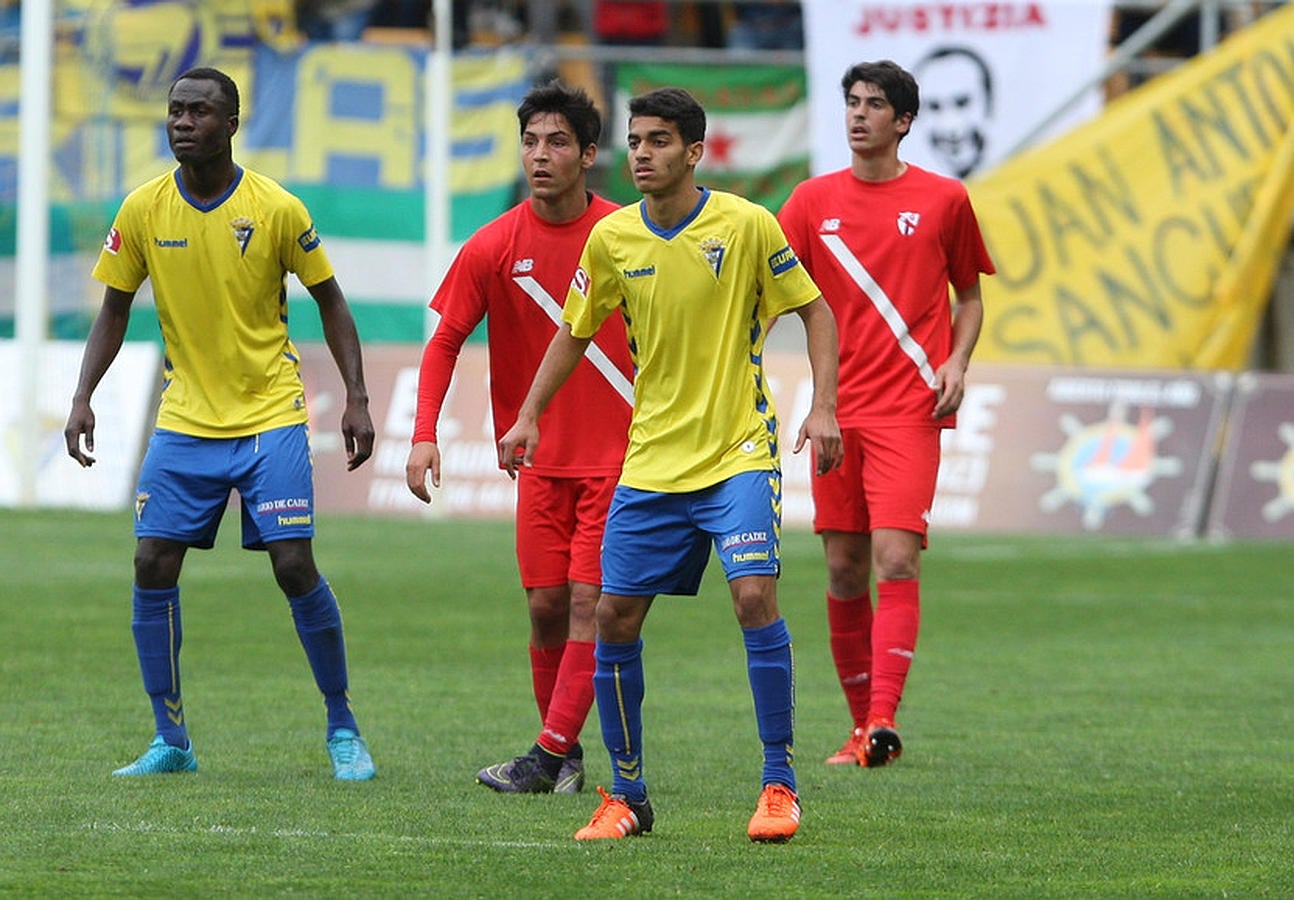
[[778, 165, 993, 428], [415, 194, 631, 476]]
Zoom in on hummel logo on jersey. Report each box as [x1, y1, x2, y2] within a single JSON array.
[[821, 218, 841, 232], [623, 265, 655, 279], [232, 217, 254, 256], [154, 237, 188, 248], [512, 258, 534, 274], [897, 211, 921, 236], [103, 227, 123, 255]]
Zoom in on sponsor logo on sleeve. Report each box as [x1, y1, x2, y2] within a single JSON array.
[[768, 245, 799, 275], [297, 225, 321, 252], [571, 266, 591, 297]]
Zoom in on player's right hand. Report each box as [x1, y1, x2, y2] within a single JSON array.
[[405, 440, 441, 503], [64, 401, 96, 468], [497, 418, 539, 480]]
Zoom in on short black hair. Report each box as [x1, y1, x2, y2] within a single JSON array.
[[628, 87, 706, 145], [840, 60, 919, 122], [517, 79, 602, 149], [171, 67, 240, 117]]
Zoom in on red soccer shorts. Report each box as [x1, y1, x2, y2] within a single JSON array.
[[515, 472, 618, 589], [812, 424, 942, 539]]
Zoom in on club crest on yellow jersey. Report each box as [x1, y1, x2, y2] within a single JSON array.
[[700, 237, 726, 279], [231, 217, 254, 256]]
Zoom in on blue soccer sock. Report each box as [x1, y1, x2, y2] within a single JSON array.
[[744, 617, 796, 792], [131, 585, 188, 749], [287, 577, 358, 739], [593, 638, 647, 803]]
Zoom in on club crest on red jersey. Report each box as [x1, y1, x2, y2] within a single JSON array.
[[897, 211, 921, 236]]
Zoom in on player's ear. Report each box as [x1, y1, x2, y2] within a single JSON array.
[[227, 114, 240, 139], [687, 139, 704, 167], [582, 143, 598, 169]]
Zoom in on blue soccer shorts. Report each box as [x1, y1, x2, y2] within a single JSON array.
[[134, 424, 316, 550], [600, 469, 782, 597]]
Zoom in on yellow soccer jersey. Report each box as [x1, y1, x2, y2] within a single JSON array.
[[93, 167, 335, 437], [565, 188, 821, 493]]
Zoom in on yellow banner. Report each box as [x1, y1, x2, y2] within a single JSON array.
[[971, 3, 1294, 370]]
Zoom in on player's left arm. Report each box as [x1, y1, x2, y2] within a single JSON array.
[[308, 276, 375, 470], [932, 279, 984, 420], [792, 295, 843, 475]]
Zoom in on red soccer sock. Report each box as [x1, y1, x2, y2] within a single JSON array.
[[827, 592, 873, 728], [529, 644, 565, 722], [535, 639, 595, 757], [869, 579, 920, 723]]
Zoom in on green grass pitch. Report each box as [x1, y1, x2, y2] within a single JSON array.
[[1, 508, 1291, 896]]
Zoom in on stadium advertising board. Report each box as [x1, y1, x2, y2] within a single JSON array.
[[1207, 373, 1294, 540], [300, 348, 1236, 540], [12, 343, 1284, 543], [0, 340, 158, 509], [931, 365, 1230, 537], [300, 343, 520, 520]]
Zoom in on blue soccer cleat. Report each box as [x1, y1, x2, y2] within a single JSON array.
[[112, 735, 198, 776], [327, 728, 376, 780]]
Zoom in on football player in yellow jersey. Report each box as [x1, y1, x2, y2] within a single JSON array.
[[64, 68, 377, 780], [500, 87, 842, 843]]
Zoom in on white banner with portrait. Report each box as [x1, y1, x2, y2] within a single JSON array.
[[802, 0, 1113, 179]]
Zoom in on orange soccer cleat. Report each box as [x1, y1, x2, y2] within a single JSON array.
[[746, 783, 801, 843], [574, 786, 654, 840]]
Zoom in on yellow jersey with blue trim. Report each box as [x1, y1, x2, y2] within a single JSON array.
[[564, 188, 821, 493], [92, 166, 335, 438]]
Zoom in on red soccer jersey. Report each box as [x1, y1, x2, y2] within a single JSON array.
[[415, 194, 631, 476], [779, 165, 994, 427]]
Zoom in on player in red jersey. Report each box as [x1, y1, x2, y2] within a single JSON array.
[[778, 60, 994, 767], [405, 81, 631, 793]]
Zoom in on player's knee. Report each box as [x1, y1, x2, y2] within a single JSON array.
[[133, 540, 184, 588], [268, 541, 319, 597], [526, 585, 570, 623], [872, 548, 919, 582]]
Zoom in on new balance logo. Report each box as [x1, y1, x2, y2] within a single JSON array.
[[821, 218, 841, 232], [512, 258, 534, 274]]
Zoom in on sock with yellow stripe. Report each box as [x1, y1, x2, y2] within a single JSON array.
[[593, 638, 647, 803], [131, 585, 188, 749]]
